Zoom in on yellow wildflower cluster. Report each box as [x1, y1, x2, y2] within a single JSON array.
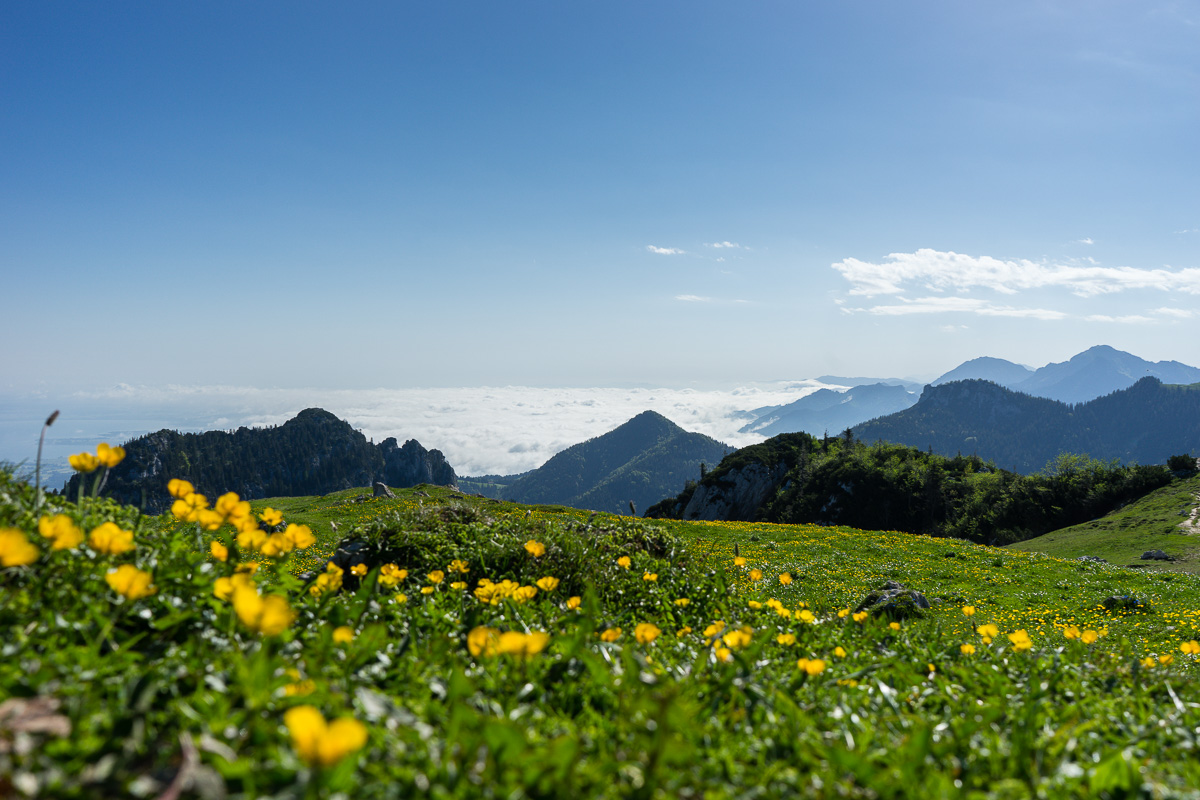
[[283, 706, 368, 768], [467, 626, 551, 659], [105, 564, 157, 600], [68, 442, 125, 473], [0, 528, 39, 567], [309, 563, 344, 597]]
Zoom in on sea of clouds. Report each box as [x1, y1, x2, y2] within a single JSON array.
[[1, 382, 842, 488]]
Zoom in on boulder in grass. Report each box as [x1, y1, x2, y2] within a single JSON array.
[[374, 482, 396, 499], [1077, 556, 1108, 564], [855, 580, 931, 620], [1140, 549, 1172, 561], [1102, 595, 1152, 613]]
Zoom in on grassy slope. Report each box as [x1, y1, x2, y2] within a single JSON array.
[[1007, 474, 1200, 573], [217, 483, 1200, 658]]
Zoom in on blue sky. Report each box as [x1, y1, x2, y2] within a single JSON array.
[[3, 1, 1199, 397]]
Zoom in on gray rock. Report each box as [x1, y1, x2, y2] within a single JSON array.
[[1077, 555, 1108, 564], [854, 581, 931, 620], [1140, 549, 1172, 561], [1102, 595, 1152, 613], [683, 460, 790, 521], [373, 481, 395, 498]]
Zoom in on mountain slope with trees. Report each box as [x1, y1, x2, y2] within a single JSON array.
[[853, 377, 1200, 473], [466, 411, 730, 515], [63, 408, 457, 513]]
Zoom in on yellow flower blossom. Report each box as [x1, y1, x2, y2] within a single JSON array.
[[0, 528, 39, 567], [838, 608, 850, 618], [1081, 630, 1100, 644], [379, 564, 407, 586], [600, 627, 622, 642], [172, 493, 208, 523], [448, 559, 469, 573], [703, 621, 726, 638], [852, 611, 868, 623], [512, 585, 538, 604], [961, 605, 976, 617], [721, 626, 753, 650], [566, 596, 582, 610], [798, 610, 816, 623], [96, 442, 125, 468], [167, 478, 194, 499], [676, 626, 692, 637], [427, 570, 445, 584], [468, 626, 500, 657], [38, 514, 83, 550], [1063, 626, 1081, 640], [351, 564, 367, 577], [777, 633, 796, 646], [524, 540, 546, 557], [259, 508, 283, 527], [748, 600, 763, 610], [214, 572, 255, 601], [421, 586, 435, 595], [1181, 640, 1200, 655], [238, 528, 269, 553], [232, 585, 295, 636], [889, 622, 901, 631], [283, 524, 315, 550], [833, 646, 847, 658], [635, 623, 661, 644], [210, 540, 229, 562], [749, 569, 763, 581], [332, 626, 355, 644], [616, 556, 631, 569], [68, 452, 100, 473], [674, 598, 690, 607], [536, 576, 560, 592], [797, 658, 826, 675], [89, 522, 135, 556], [1008, 630, 1033, 651], [214, 492, 250, 524], [733, 556, 747, 566], [496, 631, 551, 658], [778, 572, 793, 585], [642, 572, 658, 582], [961, 643, 976, 655], [450, 581, 467, 590], [283, 706, 368, 768], [1160, 654, 1175, 665], [105, 564, 156, 600]]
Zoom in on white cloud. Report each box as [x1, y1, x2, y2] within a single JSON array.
[[706, 241, 741, 249], [1083, 314, 1154, 323], [1, 383, 843, 479], [851, 296, 1067, 320], [647, 245, 685, 255], [675, 294, 711, 302], [1155, 307, 1198, 319], [832, 248, 1200, 298], [1075, 237, 1094, 245]]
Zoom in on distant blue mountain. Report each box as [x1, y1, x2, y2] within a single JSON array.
[[740, 382, 918, 437], [932, 356, 1035, 388], [1010, 345, 1200, 404]]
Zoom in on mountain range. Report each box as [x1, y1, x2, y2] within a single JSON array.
[[459, 410, 729, 515], [65, 408, 457, 514], [738, 345, 1200, 437]]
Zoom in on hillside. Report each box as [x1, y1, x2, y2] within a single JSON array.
[[1008, 472, 1200, 571], [8, 463, 1200, 797], [486, 410, 729, 515], [647, 433, 1172, 546], [63, 407, 457, 513], [853, 376, 1200, 473], [932, 355, 1034, 387], [1012, 344, 1200, 404]]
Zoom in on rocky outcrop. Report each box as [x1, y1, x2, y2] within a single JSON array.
[[681, 459, 789, 521], [380, 438, 457, 489]]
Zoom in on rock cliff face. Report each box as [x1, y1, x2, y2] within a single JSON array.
[[681, 459, 790, 521], [380, 437, 457, 488]]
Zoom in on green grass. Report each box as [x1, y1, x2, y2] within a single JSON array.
[[1008, 474, 1200, 572], [7, 469, 1200, 798]]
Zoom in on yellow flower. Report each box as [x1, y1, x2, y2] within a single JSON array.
[[703, 621, 726, 638], [888, 621, 901, 631], [1160, 654, 1175, 665], [196, 509, 225, 532], [496, 631, 551, 658], [536, 576, 560, 592], [172, 493, 208, 523], [105, 564, 156, 600], [232, 585, 295, 636], [714, 646, 733, 662], [961, 605, 976, 617], [749, 569, 763, 581], [642, 572, 658, 582], [379, 564, 407, 586], [167, 478, 195, 499], [332, 626, 355, 644], [1141, 657, 1157, 669], [777, 633, 796, 646], [1062, 626, 1080, 640], [96, 442, 125, 468], [283, 706, 368, 768], [512, 585, 538, 603], [259, 532, 295, 558], [524, 540, 546, 557], [635, 623, 661, 644], [351, 564, 367, 577], [394, 593, 407, 604], [68, 452, 100, 473], [214, 572, 255, 601], [88, 522, 135, 556], [733, 556, 747, 566], [450, 581, 467, 590], [566, 596, 582, 610], [238, 528, 268, 553], [214, 492, 250, 523], [833, 646, 847, 658], [420, 586, 436, 595], [977, 624, 999, 640], [1008, 630, 1033, 651], [0, 528, 39, 567], [1081, 630, 1100, 644], [468, 626, 500, 657], [38, 514, 83, 550], [837, 608, 850, 618], [448, 559, 469, 573], [427, 570, 445, 584], [798, 610, 816, 623], [674, 598, 690, 607], [210, 540, 229, 562], [1180, 640, 1200, 655], [722, 626, 753, 650], [600, 627, 622, 642], [676, 626, 692, 637], [779, 572, 793, 585], [797, 658, 826, 676], [260, 508, 283, 527], [285, 679, 317, 697], [283, 524, 316, 550], [616, 556, 631, 569], [961, 643, 976, 655], [748, 600, 763, 610], [852, 611, 868, 623]]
